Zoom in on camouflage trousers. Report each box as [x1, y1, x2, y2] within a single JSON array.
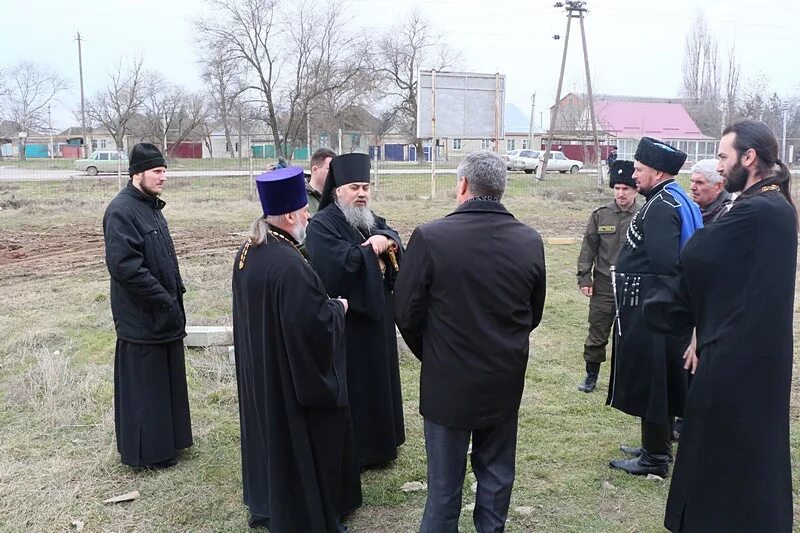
[[583, 273, 614, 364]]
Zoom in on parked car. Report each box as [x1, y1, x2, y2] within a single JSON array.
[[539, 151, 583, 174], [509, 150, 542, 173], [73, 150, 128, 176], [502, 149, 521, 170]]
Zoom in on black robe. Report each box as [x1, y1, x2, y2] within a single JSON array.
[[232, 230, 361, 532], [643, 178, 796, 532], [305, 203, 406, 467], [606, 180, 691, 424]]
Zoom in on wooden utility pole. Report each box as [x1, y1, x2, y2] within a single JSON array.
[[540, 8, 572, 181], [541, 2, 604, 188], [578, 9, 604, 189], [528, 92, 536, 150], [431, 69, 437, 198], [75, 31, 88, 158]]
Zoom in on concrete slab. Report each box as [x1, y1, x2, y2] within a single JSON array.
[[545, 237, 578, 245], [185, 325, 233, 347]]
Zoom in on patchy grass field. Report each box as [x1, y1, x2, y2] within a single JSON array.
[[1, 175, 799, 532]]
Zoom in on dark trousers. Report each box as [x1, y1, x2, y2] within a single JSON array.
[[583, 274, 614, 364], [420, 414, 518, 533]]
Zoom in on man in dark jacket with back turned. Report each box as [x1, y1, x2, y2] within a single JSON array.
[[103, 143, 192, 468], [395, 151, 546, 533]]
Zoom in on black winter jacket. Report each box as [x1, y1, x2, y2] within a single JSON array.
[[103, 182, 186, 343]]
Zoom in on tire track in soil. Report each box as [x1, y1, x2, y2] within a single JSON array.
[[0, 227, 243, 282]]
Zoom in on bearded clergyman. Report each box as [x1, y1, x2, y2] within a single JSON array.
[[305, 153, 406, 470]]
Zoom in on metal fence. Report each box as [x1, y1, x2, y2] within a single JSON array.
[[0, 150, 617, 211]]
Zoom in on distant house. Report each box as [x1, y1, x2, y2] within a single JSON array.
[[548, 93, 716, 165], [0, 120, 49, 158]]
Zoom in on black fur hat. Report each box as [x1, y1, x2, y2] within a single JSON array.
[[128, 143, 167, 177], [634, 137, 687, 176], [608, 160, 636, 189]]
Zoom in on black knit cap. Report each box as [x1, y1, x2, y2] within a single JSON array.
[[608, 160, 636, 189], [128, 143, 167, 177], [318, 153, 371, 210], [634, 137, 687, 176]]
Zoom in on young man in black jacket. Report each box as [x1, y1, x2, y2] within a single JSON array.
[[102, 143, 192, 468], [395, 151, 546, 533]]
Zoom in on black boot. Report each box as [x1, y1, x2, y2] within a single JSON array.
[[619, 445, 641, 457], [610, 420, 672, 476], [609, 449, 670, 477], [578, 362, 600, 392]]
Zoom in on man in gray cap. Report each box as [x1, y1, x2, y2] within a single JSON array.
[[606, 137, 702, 477], [103, 143, 192, 468]]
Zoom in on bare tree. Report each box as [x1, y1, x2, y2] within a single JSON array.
[[137, 79, 210, 156], [195, 0, 371, 160], [681, 13, 721, 135], [377, 11, 459, 162], [722, 43, 740, 130], [87, 57, 150, 151], [198, 41, 247, 158], [5, 61, 68, 160]]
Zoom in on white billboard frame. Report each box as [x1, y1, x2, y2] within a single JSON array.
[[416, 70, 506, 141]]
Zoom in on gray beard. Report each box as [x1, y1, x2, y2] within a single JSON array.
[[290, 221, 307, 244], [336, 199, 376, 232]]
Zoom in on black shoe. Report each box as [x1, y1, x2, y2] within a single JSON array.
[[609, 452, 670, 477], [619, 445, 641, 457], [249, 514, 270, 529], [578, 372, 599, 393], [148, 456, 178, 469]]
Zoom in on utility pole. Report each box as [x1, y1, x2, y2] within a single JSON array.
[[528, 93, 536, 150], [541, 2, 604, 189], [540, 5, 572, 181], [782, 108, 788, 163], [48, 104, 54, 159], [75, 31, 88, 158], [306, 112, 311, 162], [578, 8, 604, 189], [431, 69, 437, 198]]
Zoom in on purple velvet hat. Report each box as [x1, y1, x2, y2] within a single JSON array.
[[255, 167, 308, 216]]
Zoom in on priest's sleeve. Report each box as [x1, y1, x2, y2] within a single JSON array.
[[305, 216, 386, 318], [278, 265, 347, 408]]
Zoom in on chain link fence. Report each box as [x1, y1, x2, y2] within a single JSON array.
[[0, 149, 617, 212]]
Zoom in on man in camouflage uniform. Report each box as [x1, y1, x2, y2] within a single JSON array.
[[576, 160, 638, 392]]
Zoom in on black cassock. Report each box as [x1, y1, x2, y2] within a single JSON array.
[[306, 203, 406, 467], [232, 231, 361, 532], [644, 179, 796, 532]]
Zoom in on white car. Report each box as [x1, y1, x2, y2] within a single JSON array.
[[502, 149, 520, 170], [73, 150, 128, 176], [509, 150, 542, 173], [539, 151, 583, 174]]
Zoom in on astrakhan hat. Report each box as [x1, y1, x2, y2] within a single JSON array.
[[608, 160, 636, 189], [255, 167, 308, 216], [634, 137, 687, 176]]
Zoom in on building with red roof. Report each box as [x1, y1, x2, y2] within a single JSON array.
[[548, 93, 718, 166]]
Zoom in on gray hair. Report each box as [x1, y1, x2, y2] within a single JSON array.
[[691, 159, 723, 183], [249, 209, 305, 245], [248, 216, 270, 245], [457, 151, 507, 199]]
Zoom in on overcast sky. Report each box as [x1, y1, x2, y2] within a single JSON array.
[[5, 0, 799, 130]]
